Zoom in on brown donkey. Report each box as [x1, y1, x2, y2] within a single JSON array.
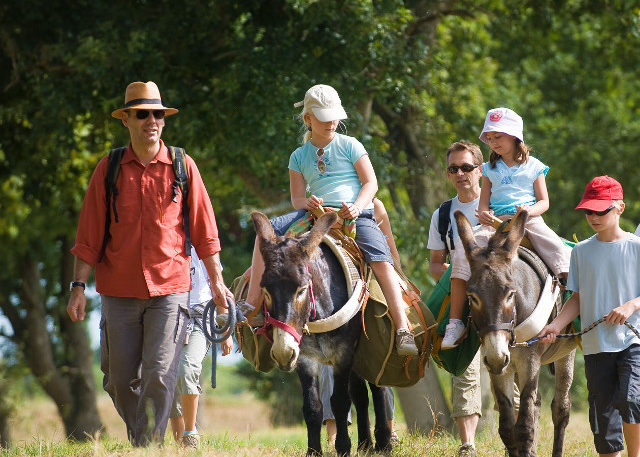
[[455, 210, 577, 457]]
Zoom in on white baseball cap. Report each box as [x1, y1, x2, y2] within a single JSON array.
[[294, 84, 347, 122], [479, 107, 524, 144]]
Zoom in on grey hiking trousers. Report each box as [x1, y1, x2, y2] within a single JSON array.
[[100, 293, 189, 446]]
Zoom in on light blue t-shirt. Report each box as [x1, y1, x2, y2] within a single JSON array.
[[288, 133, 372, 209], [567, 233, 640, 355], [481, 156, 549, 216]]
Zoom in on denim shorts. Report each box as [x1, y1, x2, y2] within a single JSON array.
[[584, 344, 640, 454], [270, 208, 393, 264]]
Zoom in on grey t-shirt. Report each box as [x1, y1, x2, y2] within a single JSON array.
[[568, 233, 640, 354]]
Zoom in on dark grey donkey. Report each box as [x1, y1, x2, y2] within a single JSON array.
[[455, 210, 577, 457], [252, 211, 391, 457]]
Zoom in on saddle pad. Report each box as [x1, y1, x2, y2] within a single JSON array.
[[321, 234, 361, 295]]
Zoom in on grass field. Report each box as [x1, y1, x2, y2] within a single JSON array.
[[1, 363, 599, 456]]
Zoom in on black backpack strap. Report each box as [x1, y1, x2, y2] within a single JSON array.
[[168, 146, 191, 256], [437, 198, 454, 256], [98, 147, 126, 263]]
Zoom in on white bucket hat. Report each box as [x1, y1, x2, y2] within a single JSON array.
[[294, 84, 347, 122], [479, 107, 524, 144]]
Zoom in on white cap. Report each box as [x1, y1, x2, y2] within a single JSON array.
[[479, 107, 524, 144], [294, 84, 347, 122]]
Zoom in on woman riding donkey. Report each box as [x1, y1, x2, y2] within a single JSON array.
[[238, 84, 418, 356], [442, 107, 572, 348]]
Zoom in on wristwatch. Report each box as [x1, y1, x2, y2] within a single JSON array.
[[69, 281, 86, 292]]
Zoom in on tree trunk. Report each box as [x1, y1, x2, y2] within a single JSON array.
[[395, 365, 453, 434], [0, 374, 12, 448], [13, 242, 103, 440]]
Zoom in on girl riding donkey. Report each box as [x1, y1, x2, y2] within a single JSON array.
[[442, 107, 572, 348], [238, 84, 418, 356]]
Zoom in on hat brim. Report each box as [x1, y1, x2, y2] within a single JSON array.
[[479, 126, 523, 144], [575, 199, 615, 212], [311, 106, 347, 122], [111, 105, 179, 119]]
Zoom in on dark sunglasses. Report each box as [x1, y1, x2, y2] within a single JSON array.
[[132, 109, 166, 120], [316, 148, 326, 174], [584, 206, 615, 216], [447, 163, 478, 174]]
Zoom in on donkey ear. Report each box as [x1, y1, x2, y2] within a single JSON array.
[[454, 210, 479, 260], [251, 211, 276, 248], [501, 209, 528, 259], [300, 212, 338, 257]]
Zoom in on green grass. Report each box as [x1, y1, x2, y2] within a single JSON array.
[[1, 363, 598, 457]]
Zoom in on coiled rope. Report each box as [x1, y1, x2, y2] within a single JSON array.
[[202, 296, 239, 344]]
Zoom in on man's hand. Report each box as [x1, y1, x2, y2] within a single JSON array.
[[211, 280, 234, 309], [67, 289, 87, 321]]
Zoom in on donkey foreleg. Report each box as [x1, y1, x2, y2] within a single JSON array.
[[491, 372, 519, 457], [298, 364, 324, 456], [514, 377, 541, 457], [551, 351, 575, 457], [331, 366, 353, 456]]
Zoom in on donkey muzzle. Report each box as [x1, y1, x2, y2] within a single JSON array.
[[271, 327, 300, 371], [482, 331, 511, 374]]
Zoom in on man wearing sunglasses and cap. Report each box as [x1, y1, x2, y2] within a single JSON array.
[[67, 81, 232, 446]]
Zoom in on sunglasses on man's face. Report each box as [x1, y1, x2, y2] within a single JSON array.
[[584, 206, 615, 216], [132, 109, 166, 120], [447, 163, 478, 174]]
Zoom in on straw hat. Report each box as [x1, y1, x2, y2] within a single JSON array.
[[111, 81, 179, 119]]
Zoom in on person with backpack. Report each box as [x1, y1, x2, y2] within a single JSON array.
[[427, 141, 485, 457], [66, 81, 232, 446]]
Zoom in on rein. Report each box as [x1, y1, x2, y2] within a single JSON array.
[[512, 316, 640, 348]]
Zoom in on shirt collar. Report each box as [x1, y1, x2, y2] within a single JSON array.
[[121, 140, 170, 164]]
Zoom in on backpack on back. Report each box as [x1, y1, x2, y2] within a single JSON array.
[[98, 145, 191, 262]]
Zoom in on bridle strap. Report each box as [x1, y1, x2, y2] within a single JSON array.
[[264, 313, 303, 344]]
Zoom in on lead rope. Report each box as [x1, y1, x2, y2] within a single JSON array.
[[513, 316, 640, 348]]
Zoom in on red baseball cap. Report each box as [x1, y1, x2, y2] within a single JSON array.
[[575, 175, 624, 211]]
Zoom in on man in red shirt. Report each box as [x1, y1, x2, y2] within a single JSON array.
[[67, 81, 231, 446]]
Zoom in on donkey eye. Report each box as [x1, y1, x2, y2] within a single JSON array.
[[263, 289, 272, 307], [296, 286, 308, 299], [506, 290, 516, 301]]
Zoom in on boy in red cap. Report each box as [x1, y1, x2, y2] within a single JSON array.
[[538, 175, 640, 457]]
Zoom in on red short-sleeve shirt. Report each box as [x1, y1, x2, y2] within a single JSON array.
[[71, 141, 221, 298]]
